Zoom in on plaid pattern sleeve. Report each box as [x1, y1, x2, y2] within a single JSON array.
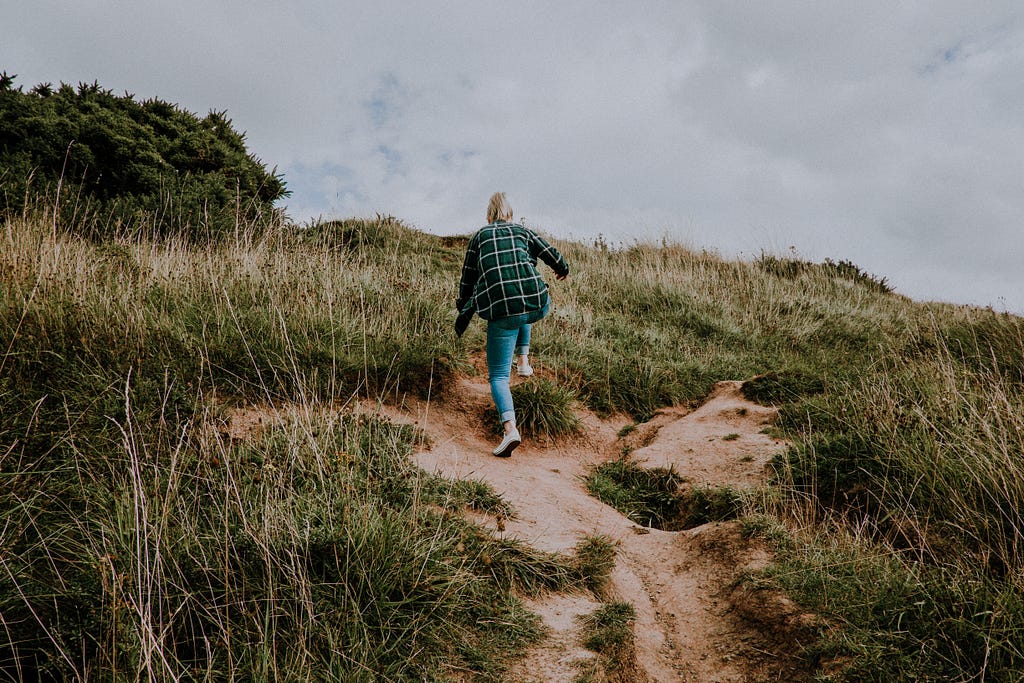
[[456, 237, 480, 312], [456, 221, 570, 321], [527, 230, 570, 278]]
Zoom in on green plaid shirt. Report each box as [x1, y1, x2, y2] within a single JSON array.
[[456, 221, 570, 321]]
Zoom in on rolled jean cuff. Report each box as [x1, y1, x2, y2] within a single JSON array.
[[515, 345, 529, 356], [500, 409, 516, 424]]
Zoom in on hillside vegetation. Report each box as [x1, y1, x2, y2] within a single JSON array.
[[0, 73, 286, 239], [4, 206, 1022, 680], [2, 80, 1023, 680]]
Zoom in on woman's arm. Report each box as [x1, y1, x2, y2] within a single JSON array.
[[529, 231, 570, 279], [456, 236, 480, 310]]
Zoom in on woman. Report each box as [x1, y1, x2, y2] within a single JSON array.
[[456, 192, 570, 457]]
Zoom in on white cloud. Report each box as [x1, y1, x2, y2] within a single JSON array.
[[3, 1, 1023, 311]]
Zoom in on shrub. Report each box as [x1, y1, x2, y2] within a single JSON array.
[[755, 251, 892, 294], [0, 73, 287, 239]]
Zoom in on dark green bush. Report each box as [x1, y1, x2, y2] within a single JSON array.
[[0, 73, 287, 239]]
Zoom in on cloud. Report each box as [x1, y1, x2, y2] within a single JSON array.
[[3, 1, 1023, 311]]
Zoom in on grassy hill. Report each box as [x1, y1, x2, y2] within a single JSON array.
[[2, 207, 1023, 680]]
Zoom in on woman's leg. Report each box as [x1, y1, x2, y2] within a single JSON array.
[[515, 323, 532, 357], [515, 324, 532, 374], [515, 299, 547, 374], [486, 321, 520, 427]]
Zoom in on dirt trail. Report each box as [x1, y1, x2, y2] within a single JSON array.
[[378, 369, 814, 682]]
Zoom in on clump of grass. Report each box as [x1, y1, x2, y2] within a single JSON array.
[[742, 370, 825, 405], [421, 475, 514, 518], [586, 460, 685, 530], [578, 602, 638, 681], [571, 535, 618, 596], [508, 378, 581, 439], [585, 460, 748, 531], [756, 527, 1024, 681], [682, 485, 748, 527], [446, 529, 616, 598]]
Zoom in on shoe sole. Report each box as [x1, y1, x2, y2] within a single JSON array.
[[493, 438, 521, 458]]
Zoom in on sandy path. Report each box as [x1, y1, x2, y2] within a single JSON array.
[[379, 373, 812, 682]]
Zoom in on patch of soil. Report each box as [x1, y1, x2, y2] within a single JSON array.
[[628, 381, 785, 489], [376, 372, 817, 682], [511, 592, 603, 682]]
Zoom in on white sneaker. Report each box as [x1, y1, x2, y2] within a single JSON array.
[[492, 428, 521, 457], [516, 363, 534, 377]]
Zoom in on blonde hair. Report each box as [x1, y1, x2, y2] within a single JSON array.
[[486, 192, 513, 223]]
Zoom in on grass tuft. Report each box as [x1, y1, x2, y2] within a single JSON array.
[[571, 535, 618, 596], [742, 370, 825, 405], [421, 475, 514, 518], [585, 460, 746, 531], [578, 602, 638, 681], [498, 378, 582, 439], [585, 460, 686, 529]]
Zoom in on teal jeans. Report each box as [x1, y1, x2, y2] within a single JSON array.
[[486, 300, 550, 424]]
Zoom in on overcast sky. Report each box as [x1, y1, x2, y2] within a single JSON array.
[[4, 2, 1023, 312]]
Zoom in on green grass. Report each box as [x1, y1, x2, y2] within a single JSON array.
[[482, 377, 582, 440], [749, 524, 1024, 681], [421, 475, 514, 517], [742, 369, 825, 405], [5, 201, 1024, 679], [509, 378, 582, 439], [760, 342, 1024, 680], [577, 602, 638, 681], [0, 214, 600, 680], [585, 460, 686, 529], [616, 423, 637, 438], [585, 460, 747, 531], [1, 401, 586, 680]]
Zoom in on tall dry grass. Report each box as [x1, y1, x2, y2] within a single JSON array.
[[0, 212, 615, 680], [4, 205, 1024, 680]]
